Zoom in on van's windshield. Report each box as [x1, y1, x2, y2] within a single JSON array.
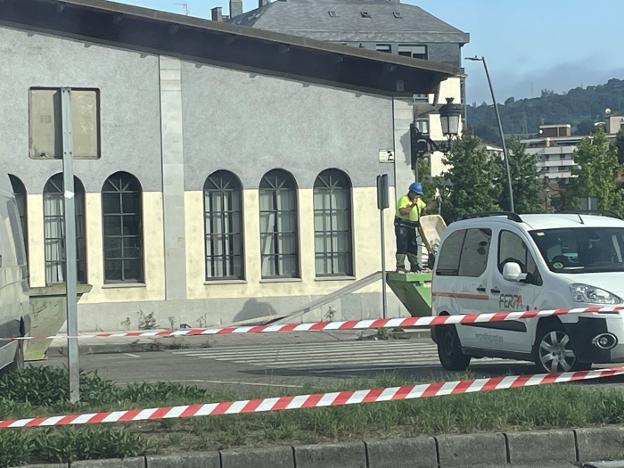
[[530, 228, 624, 274]]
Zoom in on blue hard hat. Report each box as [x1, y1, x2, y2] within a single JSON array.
[[409, 182, 424, 195]]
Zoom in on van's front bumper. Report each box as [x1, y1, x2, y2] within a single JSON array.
[[564, 314, 624, 364]]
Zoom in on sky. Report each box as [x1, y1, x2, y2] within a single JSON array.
[[117, 0, 624, 104]]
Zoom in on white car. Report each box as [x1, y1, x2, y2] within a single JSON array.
[[0, 174, 30, 373], [431, 212, 624, 373]]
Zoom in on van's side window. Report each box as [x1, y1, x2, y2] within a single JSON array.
[[458, 229, 492, 277], [498, 230, 542, 285], [436, 230, 466, 276]]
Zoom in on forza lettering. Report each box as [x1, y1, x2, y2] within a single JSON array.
[[499, 294, 523, 310]]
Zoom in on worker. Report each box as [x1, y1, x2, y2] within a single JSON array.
[[395, 182, 426, 273]]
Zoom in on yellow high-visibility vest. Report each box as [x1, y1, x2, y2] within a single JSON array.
[[396, 195, 426, 222]]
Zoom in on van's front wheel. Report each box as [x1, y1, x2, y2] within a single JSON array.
[[534, 325, 584, 373], [437, 325, 471, 371]]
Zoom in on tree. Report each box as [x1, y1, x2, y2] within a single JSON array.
[[439, 135, 502, 223], [616, 128, 624, 165], [570, 130, 624, 215], [501, 138, 542, 213]]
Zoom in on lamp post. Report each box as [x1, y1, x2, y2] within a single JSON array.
[[465, 56, 515, 212]]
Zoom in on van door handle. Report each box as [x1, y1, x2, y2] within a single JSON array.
[[476, 287, 486, 292], [490, 288, 501, 294]]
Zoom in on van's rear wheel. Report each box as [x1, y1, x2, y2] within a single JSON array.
[[534, 325, 587, 373], [437, 325, 471, 371]]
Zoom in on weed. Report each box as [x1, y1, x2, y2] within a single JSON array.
[[0, 367, 121, 408], [138, 310, 158, 330], [33, 427, 147, 463], [0, 430, 33, 467]]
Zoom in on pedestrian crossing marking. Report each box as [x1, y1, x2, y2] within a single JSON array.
[[172, 340, 523, 370]]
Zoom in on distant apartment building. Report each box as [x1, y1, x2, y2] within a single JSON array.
[[521, 123, 619, 182], [522, 125, 577, 181], [606, 113, 624, 135]]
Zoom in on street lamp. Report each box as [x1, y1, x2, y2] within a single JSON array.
[[410, 97, 463, 174], [439, 97, 463, 139], [465, 55, 515, 212]]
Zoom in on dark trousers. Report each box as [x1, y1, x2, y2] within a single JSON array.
[[395, 220, 419, 270]]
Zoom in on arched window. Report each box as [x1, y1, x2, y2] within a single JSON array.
[[9, 175, 28, 254], [43, 174, 87, 284], [102, 172, 143, 283], [259, 169, 299, 278], [314, 169, 353, 276], [204, 171, 244, 280]]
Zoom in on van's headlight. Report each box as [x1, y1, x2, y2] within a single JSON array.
[[570, 284, 622, 304]]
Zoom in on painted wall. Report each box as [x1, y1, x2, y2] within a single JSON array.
[[181, 62, 396, 190], [0, 25, 163, 193], [0, 22, 438, 331]]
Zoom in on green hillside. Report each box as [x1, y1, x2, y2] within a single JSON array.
[[467, 78, 624, 143]]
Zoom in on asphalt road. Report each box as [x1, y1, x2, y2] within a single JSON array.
[[39, 334, 624, 397]]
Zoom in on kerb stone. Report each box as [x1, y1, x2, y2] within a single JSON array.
[[221, 446, 294, 468], [436, 433, 507, 467], [576, 427, 624, 462], [146, 452, 220, 468], [70, 457, 145, 467], [506, 429, 576, 463], [294, 442, 366, 468], [365, 437, 437, 468]]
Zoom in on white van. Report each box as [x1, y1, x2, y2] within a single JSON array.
[[0, 174, 30, 372], [431, 212, 624, 373]]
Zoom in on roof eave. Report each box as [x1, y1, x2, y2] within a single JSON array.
[[0, 0, 459, 95]]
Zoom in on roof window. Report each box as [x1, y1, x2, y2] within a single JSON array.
[[360, 11, 371, 18]]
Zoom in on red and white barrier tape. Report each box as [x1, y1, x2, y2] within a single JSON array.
[[2, 365, 623, 429], [12, 305, 624, 341]]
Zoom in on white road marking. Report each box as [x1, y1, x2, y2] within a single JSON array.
[[172, 379, 305, 389], [124, 353, 141, 358], [172, 340, 525, 371]]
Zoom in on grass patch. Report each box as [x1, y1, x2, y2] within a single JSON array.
[[1, 367, 623, 466]]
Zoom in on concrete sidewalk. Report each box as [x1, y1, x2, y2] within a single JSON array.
[[45, 328, 431, 357]]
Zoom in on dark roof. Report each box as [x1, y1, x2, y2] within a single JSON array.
[[231, 0, 469, 44], [0, 0, 460, 96]]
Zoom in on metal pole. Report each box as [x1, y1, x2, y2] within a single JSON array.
[[379, 208, 388, 320], [481, 57, 515, 212], [61, 88, 80, 403]]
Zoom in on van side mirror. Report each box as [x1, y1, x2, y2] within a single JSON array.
[[503, 262, 527, 282]]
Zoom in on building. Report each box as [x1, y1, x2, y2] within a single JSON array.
[[220, 0, 470, 178], [522, 124, 619, 183], [606, 113, 624, 135], [523, 126, 579, 182], [0, 0, 460, 331]]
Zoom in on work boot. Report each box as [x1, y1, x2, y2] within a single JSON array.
[[396, 266, 407, 274], [410, 264, 422, 273]]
